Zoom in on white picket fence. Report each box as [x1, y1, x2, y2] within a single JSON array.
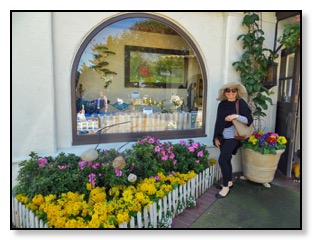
[[12, 164, 221, 229]]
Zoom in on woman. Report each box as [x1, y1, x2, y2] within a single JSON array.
[[213, 81, 253, 198]]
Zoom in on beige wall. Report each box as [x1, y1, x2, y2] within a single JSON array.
[[12, 12, 278, 187]]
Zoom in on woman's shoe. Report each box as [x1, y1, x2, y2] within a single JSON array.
[[215, 189, 230, 199]]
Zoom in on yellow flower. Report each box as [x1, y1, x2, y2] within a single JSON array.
[[52, 216, 67, 228], [156, 189, 165, 198], [277, 136, 287, 145], [32, 194, 45, 206], [209, 158, 217, 165], [44, 194, 57, 204], [16, 194, 28, 204], [248, 135, 258, 145], [116, 211, 130, 225], [86, 183, 93, 191], [88, 217, 101, 228]]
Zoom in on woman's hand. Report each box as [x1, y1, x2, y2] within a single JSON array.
[[225, 114, 238, 122], [214, 138, 221, 148]]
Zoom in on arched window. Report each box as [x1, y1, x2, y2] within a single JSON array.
[[71, 13, 207, 145]]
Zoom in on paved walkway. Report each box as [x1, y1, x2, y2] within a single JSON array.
[[171, 171, 300, 228], [171, 186, 219, 228]]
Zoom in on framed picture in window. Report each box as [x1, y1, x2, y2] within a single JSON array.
[[125, 45, 189, 88]]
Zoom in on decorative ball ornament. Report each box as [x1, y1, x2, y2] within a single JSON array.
[[127, 173, 137, 183], [112, 156, 126, 170], [81, 149, 99, 162]]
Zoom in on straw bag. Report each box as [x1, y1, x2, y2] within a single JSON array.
[[233, 100, 253, 140]]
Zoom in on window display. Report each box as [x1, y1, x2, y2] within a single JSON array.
[[72, 14, 206, 144]]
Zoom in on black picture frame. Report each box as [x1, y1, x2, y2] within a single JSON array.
[[125, 45, 189, 88]]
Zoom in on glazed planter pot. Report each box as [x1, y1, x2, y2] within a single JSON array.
[[241, 148, 285, 187]]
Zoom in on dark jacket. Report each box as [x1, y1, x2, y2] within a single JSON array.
[[213, 98, 253, 148]]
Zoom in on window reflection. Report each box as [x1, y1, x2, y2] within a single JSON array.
[[74, 17, 204, 136]]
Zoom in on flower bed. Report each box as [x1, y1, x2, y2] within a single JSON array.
[[12, 136, 220, 228]]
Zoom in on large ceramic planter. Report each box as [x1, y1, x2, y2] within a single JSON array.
[[241, 148, 285, 187]]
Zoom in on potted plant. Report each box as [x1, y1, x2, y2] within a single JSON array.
[[232, 12, 287, 187], [278, 15, 300, 52], [240, 131, 287, 187]]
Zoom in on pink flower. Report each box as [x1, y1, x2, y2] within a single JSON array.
[[92, 162, 100, 169], [88, 173, 96, 186], [78, 161, 86, 168], [58, 165, 67, 169], [173, 160, 177, 165], [192, 142, 199, 149], [152, 176, 160, 181], [197, 150, 204, 157], [161, 154, 168, 161], [148, 138, 155, 144], [188, 146, 195, 152], [169, 152, 175, 159], [155, 146, 161, 152], [195, 160, 200, 164], [38, 158, 48, 167], [115, 168, 123, 177], [179, 140, 186, 145]]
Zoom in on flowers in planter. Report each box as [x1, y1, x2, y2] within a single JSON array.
[[15, 171, 198, 228], [278, 15, 301, 52], [243, 130, 287, 154], [13, 136, 216, 228]]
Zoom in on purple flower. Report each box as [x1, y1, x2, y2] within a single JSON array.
[[169, 152, 175, 159], [130, 163, 135, 172], [148, 138, 155, 144], [179, 140, 186, 145]]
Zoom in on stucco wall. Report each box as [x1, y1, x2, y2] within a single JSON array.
[[12, 12, 278, 187]]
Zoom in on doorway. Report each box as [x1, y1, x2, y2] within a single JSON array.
[[275, 48, 300, 177]]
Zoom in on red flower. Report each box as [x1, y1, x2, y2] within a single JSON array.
[[266, 136, 277, 144]]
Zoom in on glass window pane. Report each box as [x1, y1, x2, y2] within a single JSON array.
[[282, 79, 292, 102], [74, 17, 204, 138], [286, 53, 295, 78], [279, 56, 286, 79]]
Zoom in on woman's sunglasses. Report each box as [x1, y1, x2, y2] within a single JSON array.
[[225, 88, 238, 93]]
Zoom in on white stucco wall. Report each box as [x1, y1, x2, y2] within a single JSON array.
[[12, 12, 278, 187]]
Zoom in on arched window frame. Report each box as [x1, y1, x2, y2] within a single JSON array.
[[71, 12, 207, 145]]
